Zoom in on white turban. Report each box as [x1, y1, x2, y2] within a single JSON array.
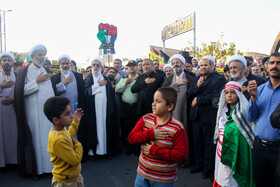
[[91, 57, 104, 67], [228, 55, 247, 69], [29, 44, 47, 57], [202, 56, 216, 66], [163, 64, 173, 72], [192, 57, 199, 62], [58, 54, 71, 65], [170, 54, 186, 65], [0, 52, 15, 62]]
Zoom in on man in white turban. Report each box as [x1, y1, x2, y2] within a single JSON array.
[[228, 55, 266, 100], [162, 54, 195, 167], [14, 44, 56, 178], [53, 55, 84, 115], [0, 52, 18, 169], [192, 57, 200, 75], [228, 55, 247, 86], [163, 64, 173, 77], [79, 57, 118, 161]]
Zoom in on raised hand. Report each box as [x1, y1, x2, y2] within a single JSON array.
[[143, 141, 154, 155], [197, 76, 205, 88], [176, 78, 188, 85], [0, 80, 14, 88], [36, 72, 52, 83], [154, 125, 169, 140], [74, 108, 84, 121], [2, 96, 13, 105], [62, 75, 73, 85], [97, 78, 107, 86], [247, 80, 258, 103], [125, 77, 133, 85], [145, 77, 156, 84]]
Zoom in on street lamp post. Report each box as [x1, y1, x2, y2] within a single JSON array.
[[0, 11, 2, 53], [2, 10, 12, 52]]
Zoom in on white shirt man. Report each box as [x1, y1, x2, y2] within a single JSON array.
[[15, 44, 55, 176], [0, 52, 18, 168]]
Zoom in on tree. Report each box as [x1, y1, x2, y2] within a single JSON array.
[[183, 33, 243, 63], [10, 51, 26, 62]]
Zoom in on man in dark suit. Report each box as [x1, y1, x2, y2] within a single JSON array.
[[153, 59, 166, 77], [53, 55, 84, 114], [187, 56, 226, 178], [131, 58, 164, 117]]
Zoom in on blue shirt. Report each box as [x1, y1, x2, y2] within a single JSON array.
[[246, 81, 280, 141]]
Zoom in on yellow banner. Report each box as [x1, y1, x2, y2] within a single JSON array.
[[150, 51, 164, 65], [162, 15, 194, 41]]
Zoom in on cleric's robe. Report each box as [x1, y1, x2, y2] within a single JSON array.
[[55, 72, 78, 114], [53, 71, 84, 114], [78, 74, 117, 160], [14, 64, 56, 176], [0, 71, 17, 167]]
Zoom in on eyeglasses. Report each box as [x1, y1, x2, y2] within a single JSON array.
[[87, 70, 91, 72], [2, 58, 11, 62]]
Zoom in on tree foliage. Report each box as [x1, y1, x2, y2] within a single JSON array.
[[10, 51, 26, 62], [183, 33, 243, 63]]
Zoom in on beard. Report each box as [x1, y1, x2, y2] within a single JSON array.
[[174, 65, 183, 73], [2, 64, 12, 72], [60, 67, 71, 74], [92, 68, 102, 77], [144, 69, 151, 74], [231, 69, 242, 79], [33, 59, 44, 67], [108, 75, 115, 81], [200, 68, 211, 76]]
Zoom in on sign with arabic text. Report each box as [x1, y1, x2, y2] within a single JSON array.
[[162, 15, 194, 41]]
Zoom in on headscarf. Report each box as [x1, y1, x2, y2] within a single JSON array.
[[0, 52, 15, 62], [170, 54, 186, 65], [29, 44, 47, 57], [58, 54, 71, 65], [91, 57, 104, 67], [227, 55, 247, 69], [214, 81, 255, 148]]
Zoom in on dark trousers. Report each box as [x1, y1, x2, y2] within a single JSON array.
[[123, 102, 140, 151], [192, 120, 212, 172], [253, 138, 279, 187]]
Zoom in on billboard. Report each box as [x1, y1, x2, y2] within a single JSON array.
[[162, 14, 194, 41], [97, 23, 117, 55]]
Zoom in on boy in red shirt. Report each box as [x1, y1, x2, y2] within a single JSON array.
[[128, 87, 189, 186]]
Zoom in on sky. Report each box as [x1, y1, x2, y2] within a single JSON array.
[[1, 0, 279, 67]]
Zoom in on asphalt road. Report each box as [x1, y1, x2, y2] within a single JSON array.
[[0, 147, 212, 187]]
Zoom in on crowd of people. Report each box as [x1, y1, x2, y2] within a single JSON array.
[[0, 43, 280, 187]]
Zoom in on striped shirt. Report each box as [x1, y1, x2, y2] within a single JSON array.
[[128, 113, 188, 184]]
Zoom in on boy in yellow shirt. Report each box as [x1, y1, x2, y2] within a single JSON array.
[[44, 96, 84, 187]]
